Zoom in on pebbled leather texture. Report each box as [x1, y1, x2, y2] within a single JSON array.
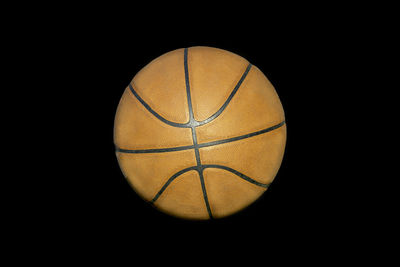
[[132, 48, 189, 124], [114, 46, 286, 220], [114, 87, 193, 149], [155, 170, 209, 220], [188, 46, 249, 122], [203, 168, 266, 218]]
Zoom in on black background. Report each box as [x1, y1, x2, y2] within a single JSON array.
[[64, 29, 348, 244], [16, 6, 378, 260]]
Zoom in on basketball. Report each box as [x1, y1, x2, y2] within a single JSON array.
[[114, 46, 286, 220]]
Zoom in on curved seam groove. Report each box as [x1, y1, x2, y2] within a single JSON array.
[[184, 47, 213, 218], [202, 164, 270, 188], [196, 63, 252, 126], [151, 166, 198, 203], [197, 121, 285, 148], [115, 121, 285, 154], [128, 84, 191, 128], [184, 47, 195, 121]]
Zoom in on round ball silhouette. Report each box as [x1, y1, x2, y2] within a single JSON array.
[[114, 46, 286, 219]]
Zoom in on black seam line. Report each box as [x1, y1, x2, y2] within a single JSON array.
[[150, 163, 270, 204], [192, 126, 213, 218], [198, 120, 285, 149], [128, 60, 251, 129], [151, 166, 198, 203], [184, 47, 195, 124], [202, 165, 270, 188], [196, 63, 252, 126], [191, 127, 201, 166], [185, 47, 213, 219], [115, 121, 285, 154], [198, 170, 213, 218], [128, 84, 191, 128]]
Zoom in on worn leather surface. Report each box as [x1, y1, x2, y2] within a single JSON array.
[[114, 46, 286, 220], [195, 64, 285, 143], [114, 87, 193, 149], [188, 46, 249, 121], [116, 149, 197, 202], [203, 168, 266, 218], [155, 170, 209, 220], [132, 48, 189, 123], [199, 125, 286, 186]]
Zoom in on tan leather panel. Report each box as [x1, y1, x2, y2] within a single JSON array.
[[132, 48, 189, 124], [203, 168, 266, 218], [199, 124, 286, 184], [114, 88, 193, 149], [196, 65, 285, 144], [116, 149, 197, 201], [154, 170, 209, 220], [187, 46, 249, 121]]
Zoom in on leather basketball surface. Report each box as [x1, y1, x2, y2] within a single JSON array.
[[114, 46, 286, 220]]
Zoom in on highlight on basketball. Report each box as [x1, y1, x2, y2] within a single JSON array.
[[114, 46, 286, 220]]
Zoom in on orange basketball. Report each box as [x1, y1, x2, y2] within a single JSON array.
[[114, 46, 286, 219]]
